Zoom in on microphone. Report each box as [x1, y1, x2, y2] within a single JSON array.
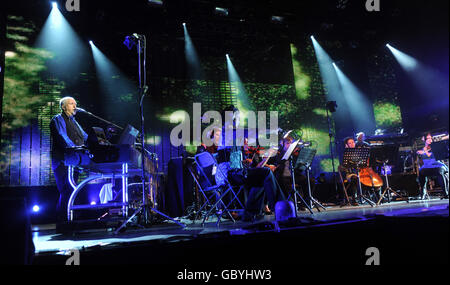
[[132, 33, 144, 39], [76, 107, 91, 115]]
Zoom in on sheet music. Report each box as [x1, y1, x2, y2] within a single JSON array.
[[282, 140, 300, 161]]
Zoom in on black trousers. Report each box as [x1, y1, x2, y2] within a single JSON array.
[[229, 167, 285, 214], [419, 166, 448, 195], [54, 163, 78, 222]]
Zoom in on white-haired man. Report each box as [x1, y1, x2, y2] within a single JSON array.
[[355, 132, 370, 148], [50, 97, 88, 224]]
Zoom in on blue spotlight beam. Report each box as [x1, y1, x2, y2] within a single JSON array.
[[183, 24, 203, 79], [226, 55, 252, 111], [387, 44, 449, 114], [35, 3, 89, 80], [310, 36, 342, 102], [310, 36, 356, 137], [333, 63, 376, 133], [386, 44, 418, 72], [89, 42, 138, 119]]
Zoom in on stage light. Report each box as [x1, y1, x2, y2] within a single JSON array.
[[148, 0, 163, 6], [182, 23, 186, 26], [271, 16, 284, 23], [326, 101, 338, 113], [32, 205, 40, 213], [89, 40, 93, 44], [215, 7, 229, 16], [90, 201, 97, 206], [386, 44, 418, 72], [52, 2, 58, 9]]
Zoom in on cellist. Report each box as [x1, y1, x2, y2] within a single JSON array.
[[338, 137, 360, 206]]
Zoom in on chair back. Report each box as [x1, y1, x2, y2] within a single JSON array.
[[195, 152, 218, 189]]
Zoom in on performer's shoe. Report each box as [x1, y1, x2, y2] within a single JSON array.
[[419, 193, 429, 200], [242, 211, 264, 222]]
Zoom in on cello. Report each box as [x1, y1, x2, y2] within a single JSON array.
[[358, 167, 384, 188]]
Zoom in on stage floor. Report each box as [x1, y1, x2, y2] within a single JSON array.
[[32, 198, 449, 256]]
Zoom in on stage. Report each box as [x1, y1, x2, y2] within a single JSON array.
[[32, 198, 449, 265]]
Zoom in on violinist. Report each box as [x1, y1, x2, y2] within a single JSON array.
[[214, 105, 286, 221], [270, 133, 315, 209], [416, 133, 449, 199]]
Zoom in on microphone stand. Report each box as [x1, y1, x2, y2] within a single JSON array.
[[326, 108, 339, 201], [115, 34, 184, 234], [77, 109, 123, 131]]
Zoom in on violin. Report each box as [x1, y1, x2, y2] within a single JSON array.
[[358, 167, 384, 188]]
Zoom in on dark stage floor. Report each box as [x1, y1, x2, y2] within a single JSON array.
[[32, 198, 449, 265]]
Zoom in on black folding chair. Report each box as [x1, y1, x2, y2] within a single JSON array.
[[194, 152, 242, 226]]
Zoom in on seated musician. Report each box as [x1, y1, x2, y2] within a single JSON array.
[[215, 105, 286, 221], [355, 132, 370, 148], [416, 133, 449, 199], [340, 137, 383, 204], [197, 127, 221, 155], [50, 96, 88, 223], [338, 137, 360, 206], [272, 133, 315, 210]]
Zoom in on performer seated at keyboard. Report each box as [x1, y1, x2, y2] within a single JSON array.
[[215, 105, 286, 222], [50, 96, 88, 223], [416, 133, 449, 199], [338, 137, 361, 206], [355, 132, 370, 148]]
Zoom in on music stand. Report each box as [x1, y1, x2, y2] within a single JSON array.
[[371, 145, 408, 205], [295, 148, 325, 211], [342, 148, 375, 206], [282, 140, 314, 214], [118, 124, 140, 145]]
